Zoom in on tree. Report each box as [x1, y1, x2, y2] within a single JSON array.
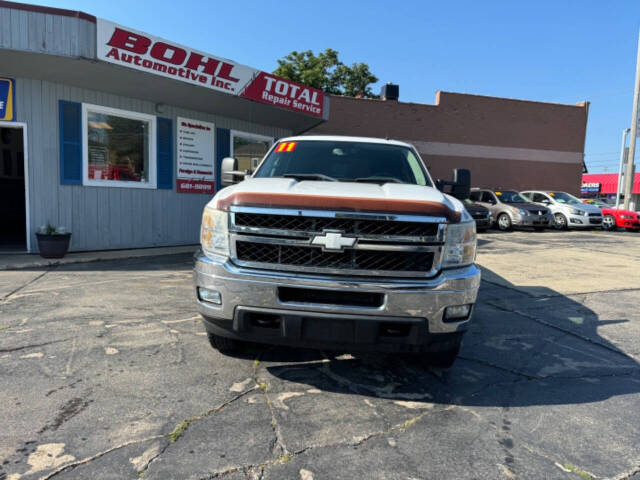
[[274, 49, 379, 98], [339, 62, 379, 98]]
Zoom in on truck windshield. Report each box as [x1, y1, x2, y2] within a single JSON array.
[[253, 140, 432, 186], [549, 192, 583, 205]]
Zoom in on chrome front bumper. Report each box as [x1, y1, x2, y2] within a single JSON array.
[[193, 251, 481, 350]]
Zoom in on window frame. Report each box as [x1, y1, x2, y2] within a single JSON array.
[[469, 191, 482, 202], [82, 103, 157, 189], [230, 130, 274, 170], [482, 191, 497, 204], [253, 140, 435, 187]]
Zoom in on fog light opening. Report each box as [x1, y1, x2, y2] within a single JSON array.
[[247, 312, 281, 329], [444, 304, 472, 322], [198, 287, 222, 305]]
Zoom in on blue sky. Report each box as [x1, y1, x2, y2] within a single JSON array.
[[23, 0, 640, 172]]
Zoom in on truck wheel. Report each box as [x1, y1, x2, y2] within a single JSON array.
[[207, 333, 240, 353], [602, 215, 616, 231], [497, 213, 512, 231], [554, 213, 568, 230]]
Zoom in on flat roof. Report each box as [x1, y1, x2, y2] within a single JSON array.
[[0, 0, 95, 22], [331, 90, 588, 110]]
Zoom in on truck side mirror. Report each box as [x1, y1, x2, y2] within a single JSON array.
[[435, 169, 471, 200], [221, 157, 249, 187], [450, 168, 471, 200]]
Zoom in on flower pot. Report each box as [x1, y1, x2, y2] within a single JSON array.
[[36, 233, 72, 259]]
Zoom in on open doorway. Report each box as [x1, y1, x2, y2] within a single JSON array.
[[0, 124, 27, 252]]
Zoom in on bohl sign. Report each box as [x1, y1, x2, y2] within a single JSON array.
[[96, 19, 324, 117]]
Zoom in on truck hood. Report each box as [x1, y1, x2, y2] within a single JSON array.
[[210, 178, 465, 222]]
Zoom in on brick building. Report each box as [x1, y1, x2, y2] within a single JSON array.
[[307, 90, 589, 194]]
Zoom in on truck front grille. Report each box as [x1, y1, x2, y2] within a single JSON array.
[[234, 212, 438, 237], [229, 207, 444, 277], [236, 241, 434, 272]]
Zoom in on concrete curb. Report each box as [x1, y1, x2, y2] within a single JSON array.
[[0, 245, 198, 271]]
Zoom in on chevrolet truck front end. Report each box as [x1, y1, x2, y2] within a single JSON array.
[[194, 205, 480, 353]]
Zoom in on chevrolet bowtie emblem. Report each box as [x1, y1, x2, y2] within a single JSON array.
[[311, 231, 357, 251]]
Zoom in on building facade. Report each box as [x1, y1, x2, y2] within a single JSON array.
[[307, 90, 589, 194], [0, 1, 327, 253], [581, 173, 640, 210]]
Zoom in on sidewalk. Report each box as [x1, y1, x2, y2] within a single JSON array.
[[0, 245, 198, 270]]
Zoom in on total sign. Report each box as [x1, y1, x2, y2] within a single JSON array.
[[96, 19, 324, 118], [240, 72, 323, 116]]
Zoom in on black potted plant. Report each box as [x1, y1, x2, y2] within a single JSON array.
[[36, 223, 72, 259]]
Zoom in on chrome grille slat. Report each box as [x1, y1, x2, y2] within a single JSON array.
[[228, 207, 445, 278], [235, 241, 435, 273], [234, 212, 439, 238]]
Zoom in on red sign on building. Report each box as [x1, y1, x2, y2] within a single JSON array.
[[97, 19, 325, 118], [240, 72, 324, 118]]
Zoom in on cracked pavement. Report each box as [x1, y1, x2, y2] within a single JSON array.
[[1, 229, 639, 479]]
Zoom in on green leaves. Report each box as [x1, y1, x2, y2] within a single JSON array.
[[274, 49, 379, 98]]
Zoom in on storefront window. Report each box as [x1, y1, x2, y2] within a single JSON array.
[[82, 104, 157, 188], [231, 131, 273, 172]]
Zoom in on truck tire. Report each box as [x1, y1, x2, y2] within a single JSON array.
[[207, 333, 240, 353], [497, 213, 512, 231]]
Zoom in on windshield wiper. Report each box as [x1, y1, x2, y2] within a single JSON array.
[[354, 176, 404, 184], [282, 173, 338, 182]]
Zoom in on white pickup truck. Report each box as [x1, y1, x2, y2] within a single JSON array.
[[194, 136, 480, 367]]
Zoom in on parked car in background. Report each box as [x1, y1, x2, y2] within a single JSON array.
[[520, 190, 602, 230], [469, 188, 552, 231], [463, 198, 492, 232], [582, 199, 640, 231]]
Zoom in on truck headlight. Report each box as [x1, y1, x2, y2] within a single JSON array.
[[442, 221, 476, 268], [201, 207, 229, 258]]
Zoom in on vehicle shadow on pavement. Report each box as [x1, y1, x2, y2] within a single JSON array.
[[260, 268, 639, 408]]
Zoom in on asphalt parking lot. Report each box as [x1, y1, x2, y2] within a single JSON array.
[[1, 229, 639, 480]]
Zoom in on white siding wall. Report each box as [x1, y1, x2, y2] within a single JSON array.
[[0, 7, 95, 58], [15, 77, 290, 251]]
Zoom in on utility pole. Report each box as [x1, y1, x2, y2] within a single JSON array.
[[616, 128, 630, 208], [623, 30, 640, 210]]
